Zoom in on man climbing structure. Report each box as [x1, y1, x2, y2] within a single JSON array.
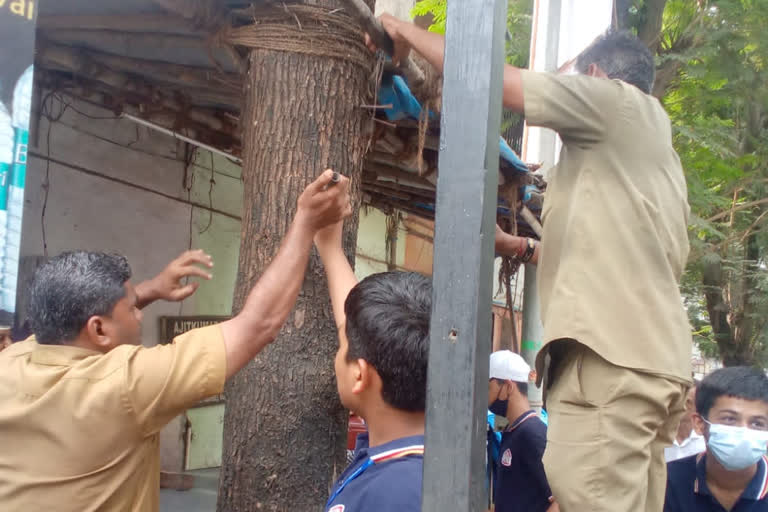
[[366, 18, 692, 512]]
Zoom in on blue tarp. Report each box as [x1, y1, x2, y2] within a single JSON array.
[[377, 72, 529, 176]]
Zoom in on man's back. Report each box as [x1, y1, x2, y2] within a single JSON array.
[[0, 326, 225, 512], [522, 71, 692, 380]]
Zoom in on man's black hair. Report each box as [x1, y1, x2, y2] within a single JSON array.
[[696, 366, 768, 418], [515, 381, 528, 396], [29, 252, 132, 345], [576, 29, 656, 94], [344, 271, 431, 411]]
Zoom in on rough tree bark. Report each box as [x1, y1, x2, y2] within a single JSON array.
[[216, 3, 373, 510]]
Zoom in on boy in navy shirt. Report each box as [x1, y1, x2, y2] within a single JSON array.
[[488, 350, 557, 512], [665, 366, 768, 512], [315, 220, 430, 512]]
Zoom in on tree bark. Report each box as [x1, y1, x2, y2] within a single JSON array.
[[637, 0, 668, 54], [216, 5, 372, 511]]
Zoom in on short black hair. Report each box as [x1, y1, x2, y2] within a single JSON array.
[[29, 252, 132, 345], [344, 271, 431, 412], [576, 29, 656, 94], [696, 366, 768, 418], [515, 381, 528, 396]]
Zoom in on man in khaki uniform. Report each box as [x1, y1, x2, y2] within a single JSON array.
[[367, 21, 692, 512], [0, 170, 351, 512]]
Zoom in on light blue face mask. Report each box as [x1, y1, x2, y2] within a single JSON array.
[[705, 420, 768, 471]]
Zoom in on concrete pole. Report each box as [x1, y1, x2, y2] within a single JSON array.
[[521, 265, 545, 410]]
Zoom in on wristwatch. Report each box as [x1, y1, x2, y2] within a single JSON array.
[[521, 238, 536, 263]]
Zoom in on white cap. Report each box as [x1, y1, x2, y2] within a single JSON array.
[[489, 350, 531, 383]]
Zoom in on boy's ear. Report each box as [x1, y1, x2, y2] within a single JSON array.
[[352, 359, 373, 395]]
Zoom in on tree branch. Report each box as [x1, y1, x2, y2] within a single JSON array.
[[708, 198, 768, 222], [638, 0, 668, 54], [701, 251, 735, 360]]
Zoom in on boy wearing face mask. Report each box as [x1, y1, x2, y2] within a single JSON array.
[[665, 366, 768, 511], [488, 351, 556, 512]]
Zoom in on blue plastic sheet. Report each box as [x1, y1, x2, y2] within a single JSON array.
[[377, 72, 528, 175]]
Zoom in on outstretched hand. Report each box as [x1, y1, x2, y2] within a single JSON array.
[[296, 169, 353, 233], [146, 249, 214, 304]]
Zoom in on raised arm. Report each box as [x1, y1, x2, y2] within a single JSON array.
[[314, 220, 358, 329], [219, 170, 352, 378], [366, 14, 525, 112]]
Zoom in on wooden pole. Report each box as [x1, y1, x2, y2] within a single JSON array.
[[422, 0, 507, 510]]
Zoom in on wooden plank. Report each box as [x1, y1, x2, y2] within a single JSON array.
[[38, 15, 196, 34], [421, 0, 507, 510]]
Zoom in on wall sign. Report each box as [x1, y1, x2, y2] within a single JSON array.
[[158, 315, 230, 345]]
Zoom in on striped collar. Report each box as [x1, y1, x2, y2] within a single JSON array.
[[504, 410, 538, 433], [370, 444, 425, 463], [695, 452, 768, 500], [353, 433, 425, 462]]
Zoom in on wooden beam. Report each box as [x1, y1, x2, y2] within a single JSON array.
[[37, 46, 235, 133], [364, 160, 434, 188], [38, 14, 196, 34], [362, 175, 435, 202], [42, 29, 208, 51], [40, 28, 240, 73], [35, 70, 241, 156], [60, 46, 241, 92], [422, 0, 507, 510]]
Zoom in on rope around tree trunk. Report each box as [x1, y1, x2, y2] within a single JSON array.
[[219, 4, 373, 72]]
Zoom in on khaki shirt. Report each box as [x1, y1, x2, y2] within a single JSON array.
[[0, 325, 226, 511], [521, 70, 692, 382]]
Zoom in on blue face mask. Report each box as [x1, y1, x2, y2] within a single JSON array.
[[705, 420, 768, 471]]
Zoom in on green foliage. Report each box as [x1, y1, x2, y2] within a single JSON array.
[[410, 0, 534, 67], [410, 0, 446, 34], [655, 0, 768, 365]]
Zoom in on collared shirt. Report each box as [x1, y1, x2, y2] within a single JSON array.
[[665, 430, 706, 462], [521, 70, 692, 383], [665, 452, 768, 511], [327, 433, 424, 512], [494, 410, 552, 512], [0, 325, 226, 512]]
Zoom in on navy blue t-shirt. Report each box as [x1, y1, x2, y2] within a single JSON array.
[[665, 453, 768, 511], [494, 410, 552, 512], [326, 433, 424, 512]]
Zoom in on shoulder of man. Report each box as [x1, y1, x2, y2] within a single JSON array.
[[0, 338, 36, 359]]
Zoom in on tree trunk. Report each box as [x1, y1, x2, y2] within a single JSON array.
[[217, 6, 372, 510]]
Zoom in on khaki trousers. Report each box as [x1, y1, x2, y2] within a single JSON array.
[[542, 341, 687, 512]]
